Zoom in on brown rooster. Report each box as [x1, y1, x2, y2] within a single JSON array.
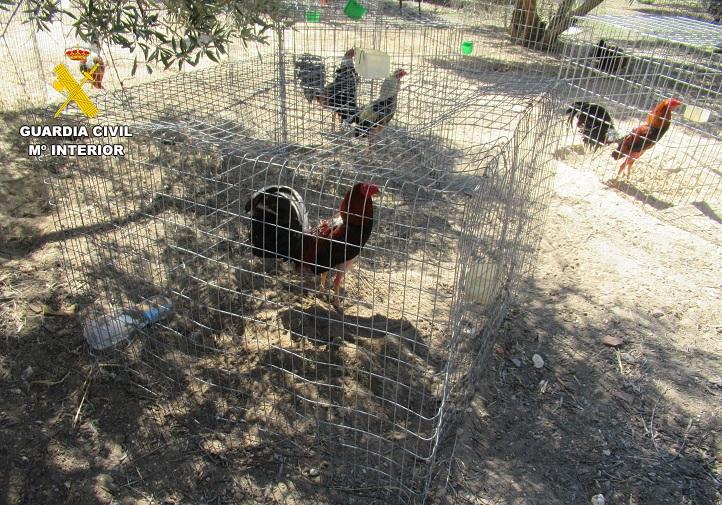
[[301, 182, 380, 306], [612, 98, 683, 178]]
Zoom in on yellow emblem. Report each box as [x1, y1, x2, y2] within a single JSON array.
[[53, 62, 100, 118]]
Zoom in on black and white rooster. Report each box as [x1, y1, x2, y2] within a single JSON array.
[[294, 49, 359, 122]]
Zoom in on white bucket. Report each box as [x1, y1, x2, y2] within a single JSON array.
[[353, 48, 391, 79]]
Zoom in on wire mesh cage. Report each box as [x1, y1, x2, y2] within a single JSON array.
[[0, 6, 48, 110], [43, 17, 559, 505], [283, 0, 462, 25], [557, 14, 722, 207], [599, 0, 722, 23]]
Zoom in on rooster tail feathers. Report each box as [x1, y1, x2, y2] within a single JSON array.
[[565, 101, 592, 124], [605, 126, 620, 144], [245, 185, 310, 262], [610, 137, 625, 159], [246, 185, 308, 228], [565, 103, 582, 124], [295, 54, 326, 103]]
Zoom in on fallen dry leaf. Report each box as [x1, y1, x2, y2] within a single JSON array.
[[43, 304, 77, 317], [28, 302, 44, 314], [611, 390, 634, 404], [602, 335, 624, 348]]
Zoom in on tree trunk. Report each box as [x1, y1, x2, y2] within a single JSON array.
[[509, 0, 548, 49], [509, 0, 606, 51]]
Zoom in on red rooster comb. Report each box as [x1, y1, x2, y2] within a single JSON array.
[[358, 182, 380, 197]]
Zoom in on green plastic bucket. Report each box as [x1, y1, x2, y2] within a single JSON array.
[[305, 10, 321, 22], [344, 0, 367, 20], [460, 41, 474, 55]]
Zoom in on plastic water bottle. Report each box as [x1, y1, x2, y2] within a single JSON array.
[[83, 295, 174, 350]]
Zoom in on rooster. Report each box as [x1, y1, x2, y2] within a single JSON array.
[[301, 182, 379, 306], [566, 101, 618, 151], [593, 39, 628, 75], [244, 182, 380, 307], [612, 97, 682, 178], [80, 50, 105, 89], [566, 98, 683, 178], [351, 68, 408, 140], [294, 49, 359, 122], [318, 48, 359, 122]]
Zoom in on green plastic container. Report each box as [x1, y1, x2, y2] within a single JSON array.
[[460, 41, 474, 55], [344, 0, 367, 20], [305, 10, 321, 22]]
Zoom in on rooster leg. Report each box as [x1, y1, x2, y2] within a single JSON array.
[[319, 272, 328, 290], [622, 152, 640, 179], [332, 259, 357, 306], [618, 156, 632, 177], [332, 270, 346, 307]]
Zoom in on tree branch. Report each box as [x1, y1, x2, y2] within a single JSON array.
[[542, 0, 606, 47], [574, 0, 605, 16], [0, 0, 26, 39]]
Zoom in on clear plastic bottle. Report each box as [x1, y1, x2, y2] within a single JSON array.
[[83, 295, 174, 350]]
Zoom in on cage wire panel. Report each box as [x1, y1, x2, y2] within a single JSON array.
[[596, 0, 722, 23], [557, 14, 722, 207], [0, 7, 47, 110], [510, 0, 721, 23], [47, 20, 559, 504], [283, 0, 474, 26]]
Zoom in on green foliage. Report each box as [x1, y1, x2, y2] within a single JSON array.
[[1, 0, 290, 75]]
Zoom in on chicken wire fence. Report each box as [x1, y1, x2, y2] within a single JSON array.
[[0, 5, 47, 110], [507, 0, 720, 23], [43, 18, 560, 503], [557, 13, 722, 208], [618, 0, 722, 22]]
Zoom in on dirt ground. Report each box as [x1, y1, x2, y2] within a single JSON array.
[[450, 162, 721, 505], [1, 95, 720, 505]]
